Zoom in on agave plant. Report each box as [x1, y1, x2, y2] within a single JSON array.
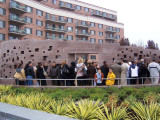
[[66, 99, 101, 120], [97, 104, 129, 120], [131, 102, 160, 120]]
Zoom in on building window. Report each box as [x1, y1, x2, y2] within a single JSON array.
[[82, 37, 87, 41], [59, 1, 64, 6], [67, 26, 73, 31], [98, 24, 103, 28], [59, 25, 64, 29], [91, 55, 96, 60], [9, 36, 18, 40], [95, 10, 100, 15], [67, 35, 73, 40], [116, 28, 120, 32], [46, 13, 50, 19], [90, 38, 96, 43], [98, 32, 103, 36], [110, 14, 114, 18], [102, 12, 107, 17], [66, 3, 72, 8], [46, 32, 49, 38], [90, 30, 95, 35], [90, 22, 95, 27], [109, 26, 113, 31], [67, 18, 73, 23], [36, 9, 43, 16], [109, 34, 113, 38], [0, 20, 5, 28], [76, 5, 81, 10], [0, 33, 5, 41], [59, 16, 64, 21], [98, 39, 103, 43], [25, 17, 32, 23], [52, 0, 57, 4], [52, 34, 55, 38], [36, 30, 43, 36], [84, 7, 89, 12], [59, 34, 64, 38], [0, 0, 6, 3], [36, 20, 43, 26], [116, 35, 120, 39], [25, 28, 32, 34], [25, 6, 33, 13], [0, 8, 6, 15]]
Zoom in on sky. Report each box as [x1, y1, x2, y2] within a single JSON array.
[[80, 0, 160, 46]]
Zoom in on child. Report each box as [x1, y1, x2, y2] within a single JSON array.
[[106, 68, 116, 86], [94, 69, 104, 86]]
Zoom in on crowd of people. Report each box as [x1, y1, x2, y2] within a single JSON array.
[[14, 57, 160, 86]]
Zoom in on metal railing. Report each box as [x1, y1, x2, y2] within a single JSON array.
[[0, 77, 159, 87]]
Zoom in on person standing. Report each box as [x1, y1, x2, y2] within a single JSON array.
[[127, 62, 132, 85], [94, 69, 104, 86], [106, 68, 116, 86], [26, 61, 35, 85], [148, 58, 160, 84], [110, 60, 121, 85], [87, 60, 96, 85], [121, 60, 128, 86], [49, 62, 58, 85], [36, 62, 47, 86], [69, 62, 76, 86], [14, 63, 26, 85], [100, 61, 109, 85], [138, 59, 150, 84]]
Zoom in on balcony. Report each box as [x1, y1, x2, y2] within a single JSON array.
[[91, 12, 103, 17], [45, 18, 66, 24], [76, 32, 90, 37], [9, 29, 26, 36], [46, 36, 67, 40], [105, 29, 117, 33], [76, 23, 89, 28], [76, 39, 88, 42], [105, 37, 116, 41], [45, 26, 67, 33], [9, 16, 26, 24], [59, 4, 75, 11], [103, 16, 116, 20], [9, 3, 26, 13]]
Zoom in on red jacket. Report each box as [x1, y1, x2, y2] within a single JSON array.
[[94, 73, 104, 83]]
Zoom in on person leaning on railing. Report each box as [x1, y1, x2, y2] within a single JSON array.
[[106, 68, 116, 86], [14, 63, 26, 85]]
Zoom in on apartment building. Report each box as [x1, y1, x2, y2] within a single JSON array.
[[0, 0, 124, 43]]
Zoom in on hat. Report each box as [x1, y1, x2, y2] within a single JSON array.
[[87, 60, 92, 64]]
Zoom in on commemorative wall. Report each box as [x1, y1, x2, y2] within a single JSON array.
[[0, 39, 160, 82]]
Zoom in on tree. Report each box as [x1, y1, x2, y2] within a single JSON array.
[[145, 40, 159, 50], [120, 38, 130, 46]]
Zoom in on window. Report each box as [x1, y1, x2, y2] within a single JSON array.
[[52, 34, 55, 38], [95, 10, 100, 15], [0, 20, 5, 28], [98, 32, 103, 36], [98, 24, 103, 28], [46, 32, 49, 38], [116, 28, 120, 32], [25, 27, 32, 34], [90, 30, 95, 35], [76, 5, 81, 10], [9, 36, 18, 40], [67, 26, 73, 31], [102, 12, 107, 17], [46, 13, 50, 19], [0, 8, 6, 15], [59, 34, 64, 38], [36, 30, 43, 36], [36, 20, 43, 26], [25, 17, 32, 23], [67, 18, 73, 23], [25, 6, 33, 13], [84, 7, 89, 12], [46, 23, 50, 28], [67, 35, 73, 40], [59, 25, 64, 29], [81, 21, 86, 26], [0, 0, 6, 3], [91, 9, 94, 14], [91, 55, 96, 60], [0, 33, 5, 41], [66, 3, 72, 8], [109, 26, 113, 31], [82, 37, 87, 41], [52, 0, 57, 4], [90, 22, 95, 27], [90, 38, 96, 43], [59, 16, 64, 21], [59, 1, 64, 6], [110, 14, 114, 18], [116, 35, 120, 39], [98, 39, 103, 43], [109, 34, 113, 38], [36, 9, 43, 16], [81, 29, 86, 34]]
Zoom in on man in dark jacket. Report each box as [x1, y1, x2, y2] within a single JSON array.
[[69, 61, 76, 86], [138, 59, 150, 84], [100, 61, 109, 85], [87, 60, 96, 85], [49, 62, 58, 85]]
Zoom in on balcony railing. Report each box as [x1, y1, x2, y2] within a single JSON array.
[[76, 39, 88, 42], [76, 23, 89, 28], [9, 3, 26, 13], [9, 16, 26, 24], [91, 12, 103, 17], [105, 37, 116, 40], [46, 36, 67, 40], [45, 26, 67, 33], [103, 16, 116, 20], [45, 18, 66, 24], [76, 32, 90, 37], [59, 4, 75, 11], [105, 29, 117, 33], [9, 28, 26, 36]]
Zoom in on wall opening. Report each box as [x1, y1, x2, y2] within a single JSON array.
[[48, 46, 52, 51], [21, 51, 24, 54], [35, 48, 39, 52], [43, 56, 48, 61]]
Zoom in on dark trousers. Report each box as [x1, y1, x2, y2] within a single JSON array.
[[51, 77, 59, 85], [77, 76, 86, 86], [15, 79, 26, 85], [130, 77, 138, 85], [97, 83, 102, 86], [139, 78, 146, 84]]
